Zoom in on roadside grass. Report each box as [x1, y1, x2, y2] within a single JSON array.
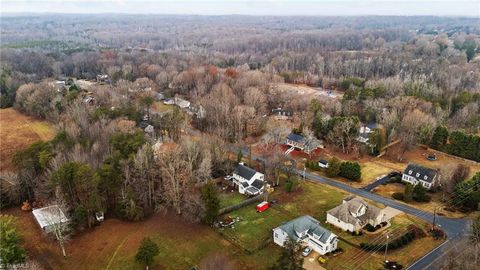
[[373, 183, 468, 218], [360, 161, 392, 184], [219, 192, 246, 209]]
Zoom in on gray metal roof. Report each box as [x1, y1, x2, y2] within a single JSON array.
[[234, 164, 258, 180], [287, 133, 305, 143], [275, 215, 333, 244], [404, 163, 438, 183], [251, 179, 264, 189]]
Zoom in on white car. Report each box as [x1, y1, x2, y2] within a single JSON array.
[[318, 159, 329, 168], [224, 175, 233, 181], [302, 247, 312, 257]]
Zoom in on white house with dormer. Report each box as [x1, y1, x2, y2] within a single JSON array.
[[402, 163, 439, 190], [232, 163, 265, 196], [273, 215, 338, 255]]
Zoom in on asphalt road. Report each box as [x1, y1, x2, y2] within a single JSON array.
[[235, 146, 470, 270], [297, 170, 470, 270]]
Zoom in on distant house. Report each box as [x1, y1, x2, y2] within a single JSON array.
[[326, 196, 393, 232], [174, 97, 190, 109], [232, 163, 265, 196], [155, 92, 165, 101], [163, 98, 175, 105], [32, 205, 69, 233], [271, 108, 293, 120], [356, 123, 379, 144], [96, 74, 109, 83], [83, 95, 95, 105], [273, 215, 338, 255], [402, 164, 439, 190], [286, 133, 318, 154]]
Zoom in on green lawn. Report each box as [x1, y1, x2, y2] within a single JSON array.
[[219, 192, 246, 209], [219, 206, 292, 252], [218, 181, 348, 252]]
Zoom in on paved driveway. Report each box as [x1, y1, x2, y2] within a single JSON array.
[[234, 147, 471, 270], [303, 252, 326, 270]]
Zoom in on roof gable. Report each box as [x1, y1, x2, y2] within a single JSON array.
[[404, 164, 438, 183], [234, 164, 258, 180], [276, 215, 334, 244]]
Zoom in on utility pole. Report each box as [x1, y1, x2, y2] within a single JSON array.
[[303, 165, 306, 181], [432, 207, 437, 231], [384, 233, 390, 262]]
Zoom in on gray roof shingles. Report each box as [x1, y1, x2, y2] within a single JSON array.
[[404, 163, 438, 183], [234, 164, 257, 180], [276, 215, 333, 244]]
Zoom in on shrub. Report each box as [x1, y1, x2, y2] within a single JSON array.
[[392, 192, 404, 201], [339, 161, 361, 181], [364, 224, 376, 232], [326, 157, 341, 177]]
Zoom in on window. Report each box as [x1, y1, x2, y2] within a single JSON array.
[[274, 233, 278, 238], [409, 170, 412, 174], [416, 173, 420, 177], [424, 175, 428, 180]]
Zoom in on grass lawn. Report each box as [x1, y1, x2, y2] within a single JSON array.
[[4, 207, 278, 270], [219, 192, 246, 209], [218, 205, 292, 252], [373, 183, 468, 218], [360, 161, 392, 184], [0, 108, 56, 171], [152, 101, 173, 113]]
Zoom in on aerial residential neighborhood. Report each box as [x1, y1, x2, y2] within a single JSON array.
[[0, 1, 480, 270]]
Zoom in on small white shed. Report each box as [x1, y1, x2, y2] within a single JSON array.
[[32, 205, 69, 233]]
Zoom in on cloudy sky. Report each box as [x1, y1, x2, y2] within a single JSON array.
[[1, 0, 479, 16]]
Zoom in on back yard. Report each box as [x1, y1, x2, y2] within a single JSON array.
[[3, 207, 279, 270], [216, 180, 444, 270]]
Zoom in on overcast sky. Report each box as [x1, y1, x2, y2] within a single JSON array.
[[1, 0, 479, 16]]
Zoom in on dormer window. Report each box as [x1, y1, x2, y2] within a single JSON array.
[[424, 175, 428, 180], [409, 170, 413, 174], [416, 173, 420, 177]]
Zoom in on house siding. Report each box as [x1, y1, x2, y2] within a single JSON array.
[[326, 213, 357, 232]]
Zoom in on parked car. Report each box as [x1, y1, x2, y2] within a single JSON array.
[[302, 247, 312, 257], [426, 153, 437, 161], [224, 175, 233, 180], [318, 159, 329, 168], [317, 256, 327, 264]]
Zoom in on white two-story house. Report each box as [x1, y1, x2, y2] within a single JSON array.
[[273, 215, 338, 255], [232, 163, 265, 196], [402, 163, 439, 190]]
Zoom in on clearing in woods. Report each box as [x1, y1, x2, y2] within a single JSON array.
[[0, 108, 55, 171]]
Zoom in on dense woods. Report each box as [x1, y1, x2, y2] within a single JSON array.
[[0, 15, 479, 269]]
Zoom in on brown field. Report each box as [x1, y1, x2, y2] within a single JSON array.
[[0, 108, 55, 171], [3, 207, 273, 270], [383, 145, 480, 179]]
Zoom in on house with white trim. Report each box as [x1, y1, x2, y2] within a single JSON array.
[[273, 215, 338, 255], [232, 163, 265, 196], [402, 163, 439, 190], [326, 196, 392, 232], [286, 133, 319, 154]]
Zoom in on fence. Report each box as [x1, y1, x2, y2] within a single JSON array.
[[218, 194, 265, 216]]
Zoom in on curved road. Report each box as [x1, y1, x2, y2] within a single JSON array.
[[299, 170, 470, 270], [236, 146, 470, 270]]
